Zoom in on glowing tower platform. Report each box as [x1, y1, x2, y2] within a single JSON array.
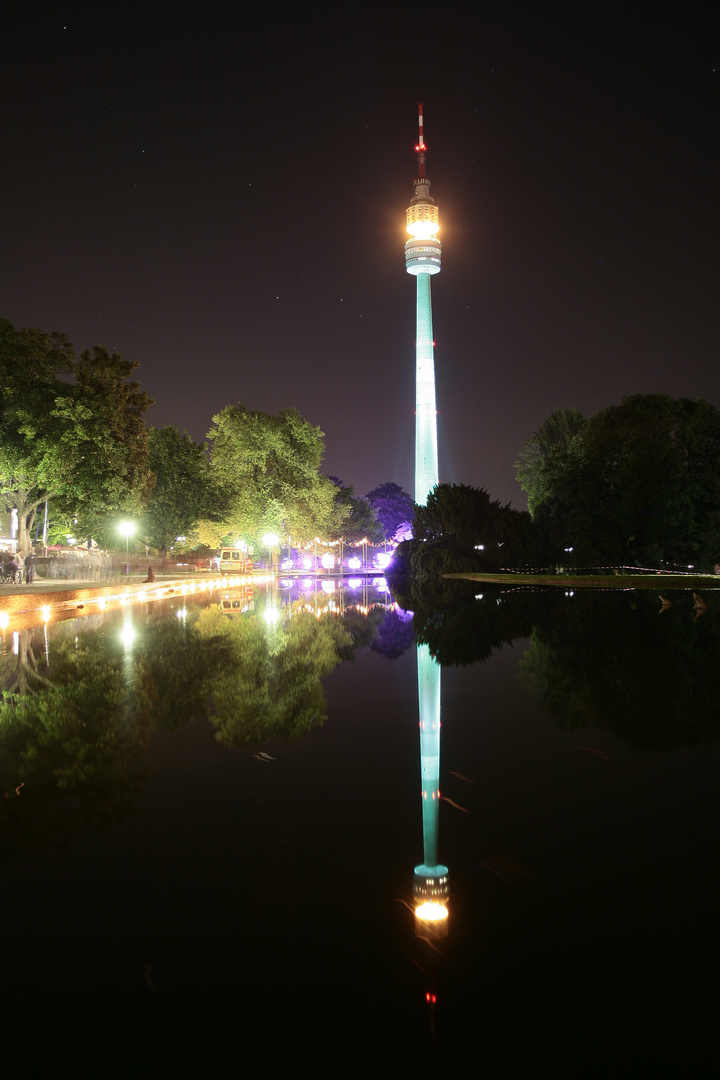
[[405, 103, 441, 506]]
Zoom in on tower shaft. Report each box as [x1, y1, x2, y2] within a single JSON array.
[[415, 275, 439, 507]]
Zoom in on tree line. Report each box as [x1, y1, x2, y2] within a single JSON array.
[[515, 395, 720, 569], [6, 318, 717, 571], [0, 319, 413, 556], [390, 394, 720, 583]]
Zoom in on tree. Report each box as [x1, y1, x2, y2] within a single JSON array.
[[326, 478, 383, 544], [390, 483, 538, 585], [516, 396, 720, 568], [0, 321, 154, 552], [514, 408, 587, 515], [365, 482, 414, 540], [414, 483, 534, 563], [1, 319, 74, 552], [207, 405, 337, 543], [143, 427, 219, 557]]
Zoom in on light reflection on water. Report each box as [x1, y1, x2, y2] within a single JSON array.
[[0, 583, 719, 1069]]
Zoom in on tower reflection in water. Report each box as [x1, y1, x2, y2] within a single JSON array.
[[413, 642, 449, 940]]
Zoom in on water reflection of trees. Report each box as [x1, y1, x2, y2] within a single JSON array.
[[394, 579, 720, 749], [400, 581, 540, 666], [0, 595, 393, 861], [520, 590, 720, 748], [0, 627, 153, 861], [193, 606, 352, 745]]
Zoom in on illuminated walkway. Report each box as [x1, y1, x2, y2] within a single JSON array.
[[0, 575, 264, 632]]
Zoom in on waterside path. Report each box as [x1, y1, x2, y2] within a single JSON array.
[[446, 571, 720, 590]]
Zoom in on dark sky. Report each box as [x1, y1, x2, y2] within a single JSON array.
[[2, 3, 717, 507]]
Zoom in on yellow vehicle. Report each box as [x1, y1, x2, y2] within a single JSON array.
[[219, 547, 253, 573]]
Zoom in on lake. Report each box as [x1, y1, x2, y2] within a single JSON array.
[[1, 580, 718, 1071]]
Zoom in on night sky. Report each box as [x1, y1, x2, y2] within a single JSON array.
[[2, 4, 717, 507]]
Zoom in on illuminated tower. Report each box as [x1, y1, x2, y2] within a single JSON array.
[[405, 103, 441, 506]]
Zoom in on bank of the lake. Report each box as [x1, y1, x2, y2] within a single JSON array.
[[445, 571, 720, 590]]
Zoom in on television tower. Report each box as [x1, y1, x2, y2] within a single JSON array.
[[405, 103, 441, 506]]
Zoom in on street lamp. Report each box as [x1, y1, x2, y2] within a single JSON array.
[[119, 521, 135, 574]]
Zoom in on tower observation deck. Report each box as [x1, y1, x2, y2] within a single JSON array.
[[405, 103, 441, 506]]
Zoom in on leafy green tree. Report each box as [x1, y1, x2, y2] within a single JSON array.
[[365, 482, 414, 540], [143, 427, 219, 557], [1, 319, 74, 552], [414, 483, 535, 565], [517, 396, 720, 568], [326, 478, 383, 544], [390, 483, 538, 585], [0, 321, 154, 552], [207, 405, 337, 544], [514, 408, 587, 515]]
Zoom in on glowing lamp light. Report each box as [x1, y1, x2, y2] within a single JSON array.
[[406, 203, 440, 239], [41, 605, 51, 622], [407, 220, 439, 239], [302, 557, 313, 570], [347, 556, 361, 570], [0, 612, 9, 630], [415, 902, 448, 922], [375, 553, 391, 569], [121, 624, 135, 647], [321, 553, 334, 569], [280, 558, 294, 571], [264, 607, 281, 626]]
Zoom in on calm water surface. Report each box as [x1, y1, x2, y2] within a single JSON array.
[[2, 582, 718, 1071]]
